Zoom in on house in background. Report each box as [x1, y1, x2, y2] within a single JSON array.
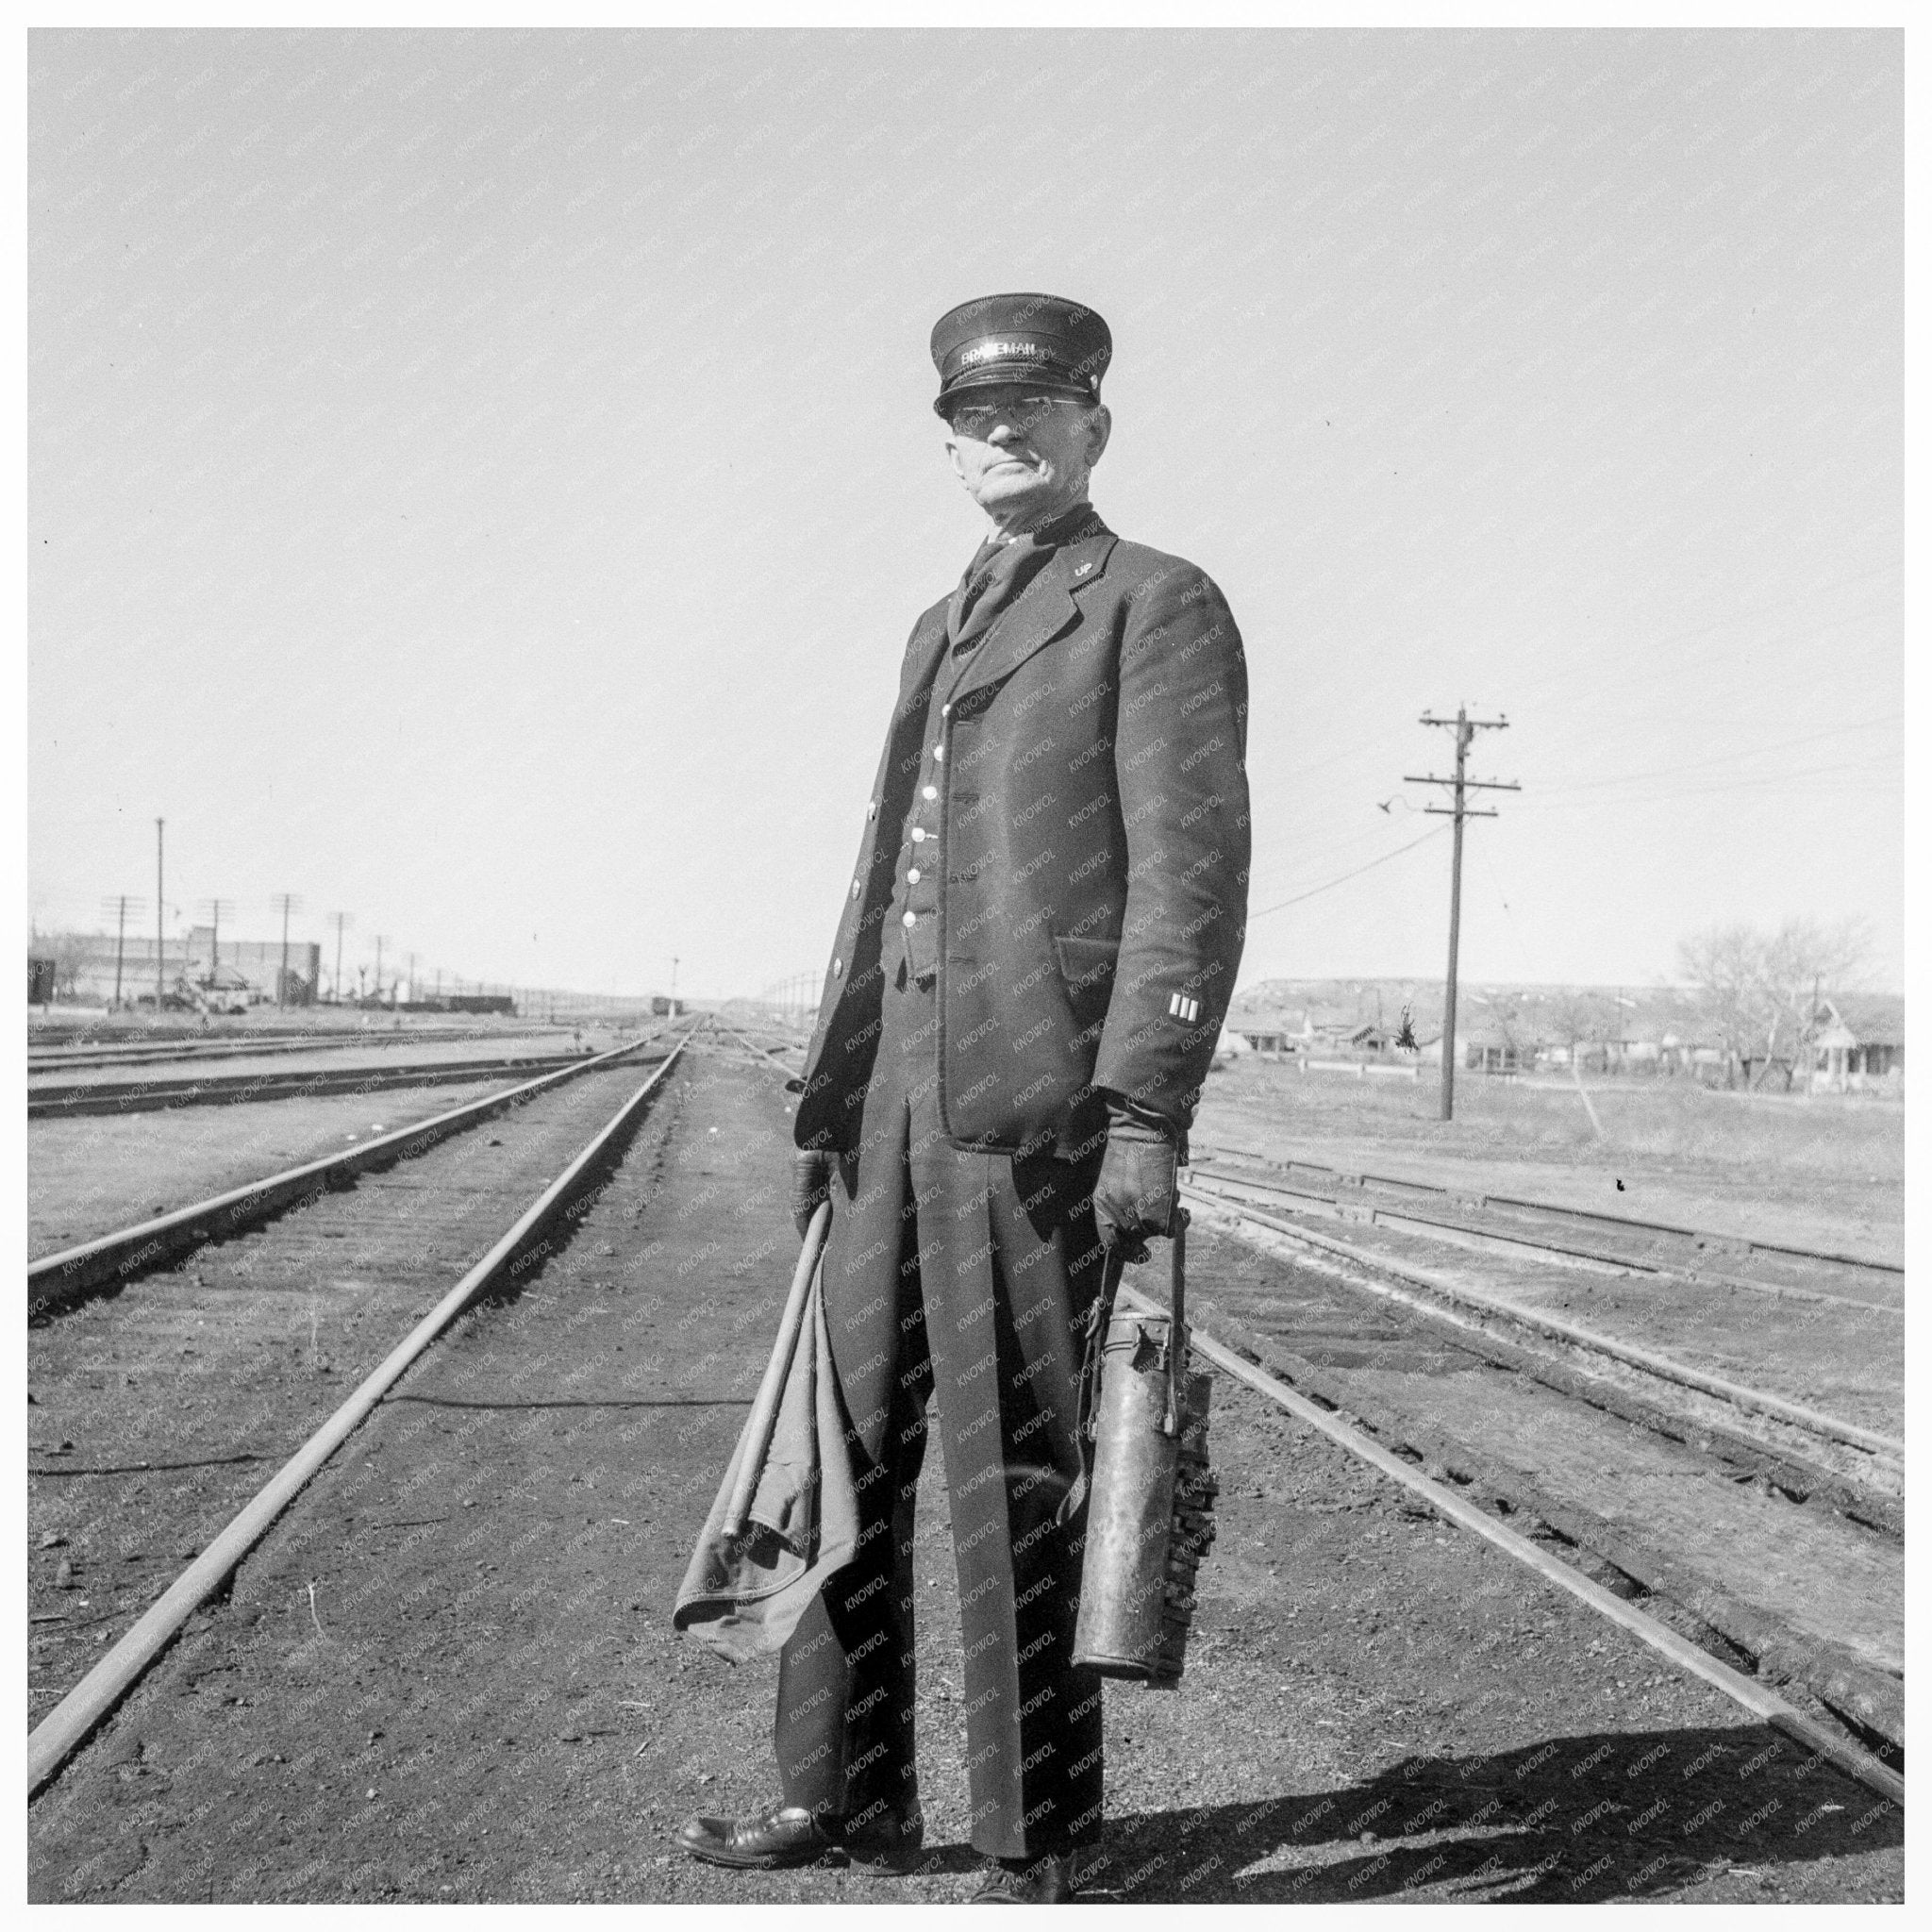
[[1223, 978, 1903, 1093], [1809, 996, 1905, 1092]]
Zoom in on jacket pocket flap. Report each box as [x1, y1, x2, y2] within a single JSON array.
[[1054, 933, 1120, 991]]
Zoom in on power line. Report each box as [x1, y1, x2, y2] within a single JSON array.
[[1247, 826, 1446, 921], [1280, 564, 1899, 789], [1241, 810, 1436, 896], [1533, 715, 1902, 796], [1518, 755, 1901, 815]]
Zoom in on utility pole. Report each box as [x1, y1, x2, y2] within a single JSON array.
[[200, 898, 234, 991], [671, 956, 679, 1014], [374, 935, 389, 1007], [1407, 708, 1520, 1122], [156, 820, 166, 1008], [327, 912, 351, 1004], [272, 893, 303, 1008], [102, 895, 140, 1009]]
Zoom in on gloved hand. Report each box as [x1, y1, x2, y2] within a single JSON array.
[[791, 1148, 835, 1241], [1092, 1111, 1179, 1264]]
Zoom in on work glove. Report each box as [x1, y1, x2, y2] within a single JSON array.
[[1092, 1108, 1180, 1264], [791, 1147, 835, 1241]]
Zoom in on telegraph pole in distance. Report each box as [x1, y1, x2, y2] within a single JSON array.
[[156, 820, 166, 1008], [327, 912, 351, 1004], [102, 896, 140, 1009], [374, 935, 389, 1007], [200, 899, 235, 992], [272, 893, 304, 1008], [1407, 708, 1520, 1122]]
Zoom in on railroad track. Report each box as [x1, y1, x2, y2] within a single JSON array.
[[1171, 1173, 1904, 1782], [28, 1037, 675, 1315], [1191, 1142, 1902, 1303], [1181, 1166, 1904, 1471], [26, 1018, 702, 1793], [27, 1024, 565, 1074], [705, 1038, 1907, 1796], [24, 1015, 1902, 1903], [28, 1049, 618, 1119]]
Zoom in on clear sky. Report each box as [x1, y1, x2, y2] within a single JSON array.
[[28, 27, 1902, 1003]]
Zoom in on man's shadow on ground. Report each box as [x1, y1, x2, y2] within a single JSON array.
[[1066, 1723, 1897, 1902]]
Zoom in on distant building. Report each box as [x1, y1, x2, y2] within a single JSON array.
[[1225, 976, 1903, 1093], [1808, 996, 1905, 1092], [1236, 1027, 1292, 1055], [30, 929, 321, 1007]]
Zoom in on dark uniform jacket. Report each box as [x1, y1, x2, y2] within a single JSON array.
[[794, 510, 1251, 1160]]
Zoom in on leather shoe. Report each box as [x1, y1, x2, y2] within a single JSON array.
[[970, 1849, 1080, 1903], [675, 1797, 924, 1874]]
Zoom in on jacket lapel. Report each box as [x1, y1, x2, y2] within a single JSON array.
[[899, 599, 951, 706], [942, 526, 1119, 706]]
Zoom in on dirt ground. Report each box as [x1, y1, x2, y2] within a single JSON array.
[[25, 1061, 663, 1713], [26, 1043, 1902, 1903], [1194, 1060, 1905, 1266]]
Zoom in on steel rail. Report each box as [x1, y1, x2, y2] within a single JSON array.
[[27, 1035, 675, 1316], [1189, 1163, 1901, 1317], [1115, 1278, 1904, 1809], [1191, 1141, 1904, 1277], [27, 1024, 552, 1072], [25, 1034, 691, 1797], [1185, 1178, 1904, 1464], [28, 1050, 602, 1119], [716, 1046, 1903, 1805]]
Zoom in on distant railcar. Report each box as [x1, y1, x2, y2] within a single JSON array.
[[444, 994, 517, 1016]]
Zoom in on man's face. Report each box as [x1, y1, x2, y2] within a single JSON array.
[[942, 386, 1111, 525]]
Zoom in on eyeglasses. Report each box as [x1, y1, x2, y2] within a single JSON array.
[[945, 393, 1087, 438]]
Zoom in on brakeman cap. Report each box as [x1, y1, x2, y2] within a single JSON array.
[[930, 292, 1112, 417]]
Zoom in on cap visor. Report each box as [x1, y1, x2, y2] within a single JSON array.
[[934, 372, 1099, 417]]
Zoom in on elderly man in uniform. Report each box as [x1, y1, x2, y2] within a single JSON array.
[[675, 294, 1250, 1903]]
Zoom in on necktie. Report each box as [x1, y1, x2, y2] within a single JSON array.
[[949, 538, 1008, 648]]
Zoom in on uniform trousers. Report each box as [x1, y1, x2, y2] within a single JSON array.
[[774, 964, 1108, 1858]]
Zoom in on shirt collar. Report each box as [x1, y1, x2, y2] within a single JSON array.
[[985, 497, 1096, 551]]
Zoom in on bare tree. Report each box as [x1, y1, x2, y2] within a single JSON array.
[[1546, 987, 1616, 1071], [1676, 924, 1765, 1085], [1676, 917, 1871, 1090], [1757, 916, 1872, 1091]]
